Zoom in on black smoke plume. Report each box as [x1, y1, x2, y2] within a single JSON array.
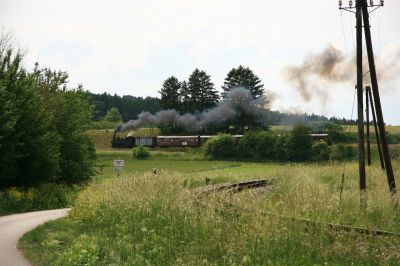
[[283, 42, 400, 102], [118, 87, 272, 132]]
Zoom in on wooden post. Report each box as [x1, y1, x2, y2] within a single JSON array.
[[366, 87, 371, 166], [361, 1, 397, 200], [356, 0, 366, 207], [367, 86, 385, 170]]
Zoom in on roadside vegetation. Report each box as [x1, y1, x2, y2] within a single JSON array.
[[0, 184, 81, 216]]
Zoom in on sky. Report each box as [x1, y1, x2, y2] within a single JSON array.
[[1, 0, 399, 124]]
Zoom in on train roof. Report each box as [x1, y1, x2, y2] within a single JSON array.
[[157, 136, 200, 138], [156, 135, 244, 138]]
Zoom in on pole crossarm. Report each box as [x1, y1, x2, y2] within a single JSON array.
[[339, 0, 383, 13]]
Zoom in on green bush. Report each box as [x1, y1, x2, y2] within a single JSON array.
[[105, 107, 122, 122], [238, 131, 278, 160], [312, 141, 331, 161], [325, 124, 347, 143], [0, 183, 81, 215], [204, 134, 236, 159], [274, 134, 289, 161], [330, 144, 356, 161], [285, 125, 313, 161], [133, 145, 150, 159]]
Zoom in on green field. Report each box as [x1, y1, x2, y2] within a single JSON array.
[[270, 125, 400, 134], [19, 148, 400, 265], [343, 125, 400, 134]]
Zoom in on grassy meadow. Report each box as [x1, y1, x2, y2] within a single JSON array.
[[19, 144, 400, 265]]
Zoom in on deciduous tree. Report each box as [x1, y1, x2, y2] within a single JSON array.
[[105, 107, 122, 122]]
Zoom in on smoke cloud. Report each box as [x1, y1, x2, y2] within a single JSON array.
[[283, 42, 400, 102], [120, 87, 271, 131]]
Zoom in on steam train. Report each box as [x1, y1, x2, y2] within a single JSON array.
[[112, 132, 332, 148]]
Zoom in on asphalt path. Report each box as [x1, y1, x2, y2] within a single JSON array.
[[0, 209, 70, 266]]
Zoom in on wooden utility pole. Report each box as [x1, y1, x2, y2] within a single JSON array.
[[356, 0, 366, 203], [361, 1, 397, 200], [367, 86, 385, 170], [339, 0, 396, 205], [366, 87, 371, 166]]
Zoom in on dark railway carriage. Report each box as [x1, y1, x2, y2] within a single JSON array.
[[156, 136, 200, 147], [111, 133, 332, 148], [310, 134, 332, 145], [135, 137, 157, 147]]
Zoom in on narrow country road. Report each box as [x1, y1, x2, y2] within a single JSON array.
[[0, 208, 70, 266]]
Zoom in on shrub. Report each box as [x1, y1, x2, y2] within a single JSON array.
[[312, 141, 331, 161], [238, 131, 278, 160], [330, 144, 356, 161], [133, 145, 150, 159], [204, 134, 236, 159], [0, 183, 81, 215], [105, 107, 122, 122], [285, 125, 313, 161], [274, 134, 289, 161], [325, 124, 347, 143]]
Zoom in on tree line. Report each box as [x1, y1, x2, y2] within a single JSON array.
[[0, 36, 95, 188], [88, 65, 357, 127], [89, 93, 160, 122]]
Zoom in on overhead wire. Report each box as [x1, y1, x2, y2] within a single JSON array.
[[339, 87, 357, 204], [340, 10, 349, 57], [349, 11, 356, 50], [339, 9, 358, 205], [378, 7, 382, 80]]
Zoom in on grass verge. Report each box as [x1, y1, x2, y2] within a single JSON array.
[[20, 158, 400, 265]]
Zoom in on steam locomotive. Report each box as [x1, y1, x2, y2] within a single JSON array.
[[111, 132, 332, 148]]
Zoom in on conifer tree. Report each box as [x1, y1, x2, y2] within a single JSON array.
[[222, 65, 264, 99], [187, 69, 219, 112], [179, 81, 190, 113], [158, 76, 181, 110]]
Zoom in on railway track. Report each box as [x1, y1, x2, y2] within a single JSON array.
[[198, 179, 273, 195], [271, 213, 400, 237], [196, 178, 400, 237]]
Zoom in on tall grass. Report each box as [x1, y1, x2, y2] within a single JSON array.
[[21, 160, 400, 265]]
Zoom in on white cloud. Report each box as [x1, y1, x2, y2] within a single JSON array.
[[1, 0, 399, 123]]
